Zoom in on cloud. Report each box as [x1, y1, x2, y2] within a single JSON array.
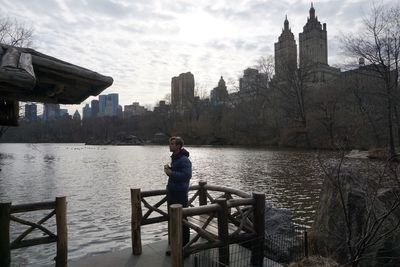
[[1, 0, 398, 115]]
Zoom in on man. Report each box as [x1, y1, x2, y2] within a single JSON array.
[[164, 136, 192, 255]]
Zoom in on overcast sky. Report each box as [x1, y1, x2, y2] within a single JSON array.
[[1, 0, 397, 114]]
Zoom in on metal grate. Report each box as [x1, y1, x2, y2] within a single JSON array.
[[264, 226, 306, 264], [191, 228, 307, 267]]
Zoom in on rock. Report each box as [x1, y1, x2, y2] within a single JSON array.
[[288, 255, 339, 267], [264, 206, 304, 264], [311, 166, 400, 266], [368, 148, 389, 160], [345, 149, 369, 159]]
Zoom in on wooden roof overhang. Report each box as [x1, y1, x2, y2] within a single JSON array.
[[0, 44, 113, 125]]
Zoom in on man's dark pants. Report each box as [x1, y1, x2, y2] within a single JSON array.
[[167, 190, 190, 246]]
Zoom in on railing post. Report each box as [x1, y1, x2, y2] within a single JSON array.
[[131, 188, 142, 255], [216, 198, 229, 267], [199, 181, 207, 206], [0, 202, 11, 267], [251, 192, 265, 267], [304, 230, 309, 258], [170, 204, 183, 267], [55, 197, 67, 267]]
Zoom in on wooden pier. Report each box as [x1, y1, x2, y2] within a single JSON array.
[[1, 181, 267, 267], [67, 239, 280, 267], [131, 181, 265, 267]]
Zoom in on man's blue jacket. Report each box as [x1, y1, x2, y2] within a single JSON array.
[[167, 148, 192, 192]]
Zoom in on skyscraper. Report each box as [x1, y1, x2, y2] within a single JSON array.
[[24, 103, 37, 121], [299, 3, 328, 67], [239, 68, 268, 92], [210, 76, 228, 106], [73, 110, 81, 121], [43, 103, 60, 121], [82, 103, 92, 119], [171, 72, 194, 113], [108, 93, 119, 116], [99, 95, 106, 116], [274, 15, 297, 77], [98, 93, 119, 117], [91, 99, 99, 117]]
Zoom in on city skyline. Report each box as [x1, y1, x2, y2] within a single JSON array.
[[1, 0, 396, 114]]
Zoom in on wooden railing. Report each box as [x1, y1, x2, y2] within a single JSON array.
[[0, 197, 67, 267], [131, 181, 265, 267]]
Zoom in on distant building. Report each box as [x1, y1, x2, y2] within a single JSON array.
[[91, 99, 99, 117], [99, 93, 119, 116], [99, 95, 106, 115], [239, 68, 268, 92], [24, 103, 37, 121], [341, 60, 390, 92], [274, 15, 297, 78], [59, 109, 69, 118], [43, 103, 60, 121], [108, 93, 119, 116], [273, 3, 340, 84], [154, 100, 170, 114], [82, 103, 92, 119], [210, 76, 228, 106], [73, 110, 81, 121], [117, 105, 123, 118], [299, 3, 340, 82], [124, 102, 147, 118], [299, 3, 328, 67], [171, 72, 194, 114]]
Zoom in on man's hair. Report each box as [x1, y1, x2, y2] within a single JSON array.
[[169, 136, 184, 148]]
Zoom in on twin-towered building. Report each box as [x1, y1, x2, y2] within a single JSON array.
[[171, 3, 341, 113], [274, 3, 339, 82]]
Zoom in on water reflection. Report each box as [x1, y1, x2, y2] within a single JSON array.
[[0, 143, 358, 266]]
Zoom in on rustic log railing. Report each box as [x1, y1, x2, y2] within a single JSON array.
[[131, 181, 265, 267], [0, 197, 67, 267]]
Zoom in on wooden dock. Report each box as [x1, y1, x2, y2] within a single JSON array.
[[68, 240, 192, 267], [68, 239, 282, 267], [2, 182, 269, 267]]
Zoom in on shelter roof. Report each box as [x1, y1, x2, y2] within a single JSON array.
[[0, 43, 113, 104]]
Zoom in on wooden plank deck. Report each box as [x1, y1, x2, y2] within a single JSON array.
[[68, 239, 191, 267], [67, 239, 282, 267]]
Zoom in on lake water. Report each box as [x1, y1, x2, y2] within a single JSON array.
[[0, 143, 340, 266]]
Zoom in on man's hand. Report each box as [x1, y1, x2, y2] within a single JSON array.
[[164, 165, 172, 176]]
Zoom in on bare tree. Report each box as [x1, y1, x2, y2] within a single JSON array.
[[271, 57, 315, 147], [341, 3, 400, 156], [194, 81, 209, 100], [221, 56, 275, 144], [0, 16, 33, 47], [256, 56, 275, 81], [314, 154, 400, 267]]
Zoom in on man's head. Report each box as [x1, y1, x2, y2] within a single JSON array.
[[169, 136, 184, 153]]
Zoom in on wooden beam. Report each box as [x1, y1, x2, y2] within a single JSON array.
[[251, 192, 265, 266], [199, 181, 207, 206], [10, 210, 56, 248], [216, 198, 229, 267], [11, 201, 55, 213], [141, 216, 168, 225], [0, 100, 19, 126], [55, 197, 67, 267], [170, 204, 183, 267], [0, 203, 11, 267], [10, 236, 56, 249], [10, 215, 56, 238], [131, 188, 142, 255]]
